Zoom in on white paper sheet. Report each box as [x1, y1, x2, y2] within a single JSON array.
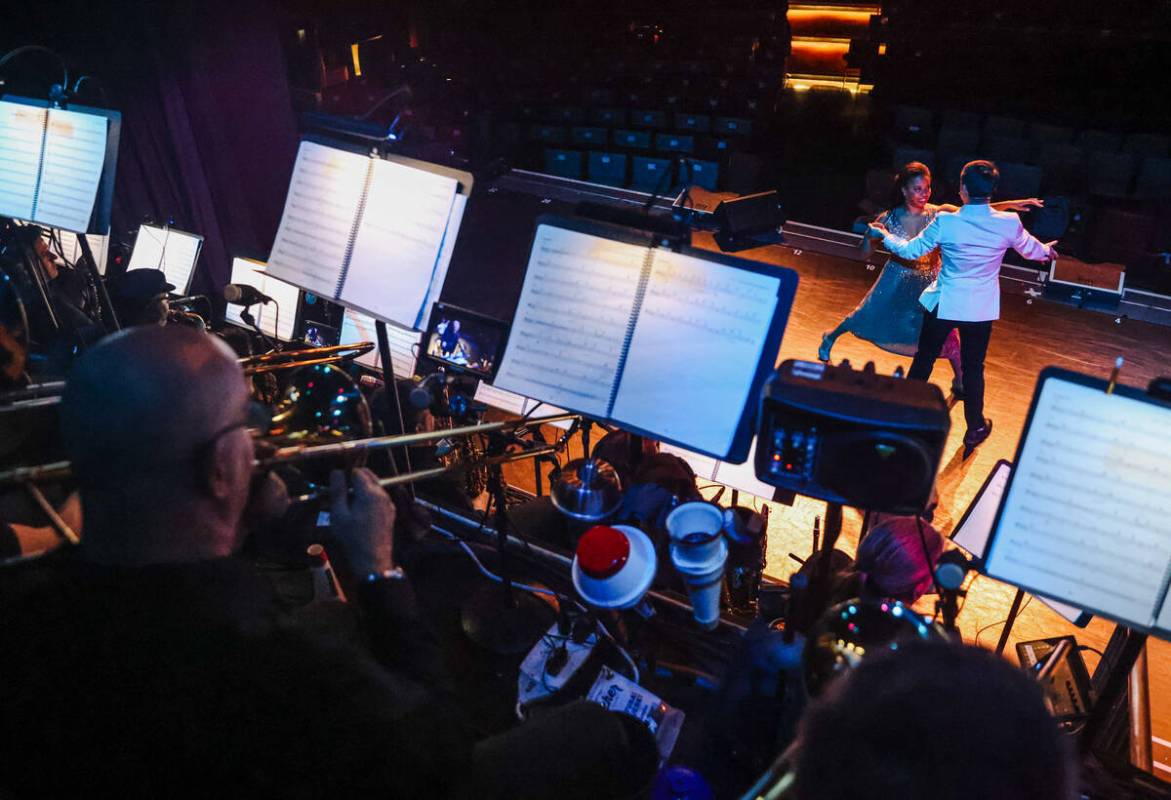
[[267, 141, 368, 299], [986, 379, 1171, 629], [224, 258, 301, 342], [417, 193, 467, 331], [52, 229, 109, 275], [339, 307, 420, 377], [712, 438, 779, 500], [340, 157, 458, 327], [659, 443, 720, 482], [0, 102, 48, 224], [610, 248, 779, 458], [126, 224, 203, 294], [494, 225, 647, 419], [952, 460, 1086, 624], [34, 108, 108, 232]]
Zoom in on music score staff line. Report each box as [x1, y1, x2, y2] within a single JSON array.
[[1000, 553, 1151, 607], [1009, 512, 1166, 573]]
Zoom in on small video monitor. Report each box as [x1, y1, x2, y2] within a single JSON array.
[[302, 321, 339, 348], [422, 302, 509, 380]]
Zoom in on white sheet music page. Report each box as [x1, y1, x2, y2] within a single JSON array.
[[224, 258, 266, 331], [34, 108, 107, 232], [339, 158, 458, 328], [473, 383, 529, 416], [0, 101, 46, 222], [339, 308, 420, 376], [127, 225, 202, 294], [417, 192, 467, 331], [712, 438, 778, 500], [54, 230, 109, 274], [952, 461, 1086, 624], [610, 249, 780, 458], [986, 379, 1171, 629], [225, 258, 301, 342], [494, 225, 646, 419], [267, 141, 368, 298], [659, 443, 719, 481]]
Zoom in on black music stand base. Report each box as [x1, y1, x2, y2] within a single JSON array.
[[460, 585, 556, 655]]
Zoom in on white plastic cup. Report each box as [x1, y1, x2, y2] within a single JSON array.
[[665, 501, 726, 566], [670, 552, 727, 630]]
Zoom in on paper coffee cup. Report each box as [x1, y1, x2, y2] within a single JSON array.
[[666, 501, 725, 565]]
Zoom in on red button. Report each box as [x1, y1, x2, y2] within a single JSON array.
[[577, 526, 631, 579]]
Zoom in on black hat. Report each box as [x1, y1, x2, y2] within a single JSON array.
[[107, 269, 175, 300]]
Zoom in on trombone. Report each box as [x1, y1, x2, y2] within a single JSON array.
[[0, 412, 581, 494]]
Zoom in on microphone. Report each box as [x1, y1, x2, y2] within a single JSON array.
[[223, 284, 273, 306], [410, 372, 449, 410], [168, 295, 203, 306]]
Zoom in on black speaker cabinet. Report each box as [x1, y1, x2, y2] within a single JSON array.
[[754, 360, 951, 513]]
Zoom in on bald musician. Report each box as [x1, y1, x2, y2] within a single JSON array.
[[0, 327, 466, 796]]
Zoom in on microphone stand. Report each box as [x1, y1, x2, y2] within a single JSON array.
[[460, 433, 557, 654], [240, 305, 280, 353]]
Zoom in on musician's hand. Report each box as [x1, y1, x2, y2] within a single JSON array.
[[244, 470, 290, 530], [1044, 241, 1059, 262], [867, 222, 888, 239], [998, 197, 1044, 212], [330, 468, 396, 576]]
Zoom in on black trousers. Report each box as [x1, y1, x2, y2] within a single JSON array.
[[908, 307, 993, 432]]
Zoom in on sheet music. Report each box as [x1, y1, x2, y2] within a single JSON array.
[[986, 379, 1171, 629], [494, 225, 646, 419], [127, 224, 203, 294], [339, 308, 419, 377], [713, 438, 778, 500], [417, 193, 467, 331], [469, 383, 573, 430], [224, 258, 301, 342], [473, 382, 529, 416], [659, 443, 719, 481], [34, 108, 107, 232], [0, 102, 46, 223], [953, 461, 1086, 625], [267, 141, 368, 298], [340, 158, 458, 328], [52, 230, 109, 274], [610, 249, 780, 458]]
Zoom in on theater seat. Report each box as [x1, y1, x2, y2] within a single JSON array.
[[544, 149, 583, 180], [587, 152, 627, 187], [631, 156, 673, 193]]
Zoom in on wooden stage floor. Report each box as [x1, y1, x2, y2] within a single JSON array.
[[509, 230, 1171, 779]]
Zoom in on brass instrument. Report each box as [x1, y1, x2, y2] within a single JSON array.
[[241, 342, 376, 375], [0, 412, 580, 493]]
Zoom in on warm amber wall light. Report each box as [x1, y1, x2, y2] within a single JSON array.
[[350, 43, 362, 77], [788, 8, 878, 24], [790, 38, 852, 54]]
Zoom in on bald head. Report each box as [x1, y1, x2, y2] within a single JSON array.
[[61, 327, 255, 564]]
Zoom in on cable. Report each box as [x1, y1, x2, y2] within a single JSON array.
[[430, 523, 641, 684], [974, 595, 1033, 648], [594, 614, 640, 684], [0, 46, 69, 93], [430, 524, 558, 598]]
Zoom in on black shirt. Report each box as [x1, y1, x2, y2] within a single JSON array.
[[0, 551, 469, 798]]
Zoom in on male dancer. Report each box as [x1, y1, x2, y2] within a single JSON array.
[[869, 161, 1057, 453]]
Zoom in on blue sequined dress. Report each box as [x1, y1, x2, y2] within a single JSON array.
[[842, 205, 952, 358]]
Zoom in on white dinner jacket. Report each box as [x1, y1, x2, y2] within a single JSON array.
[[881, 203, 1053, 322]]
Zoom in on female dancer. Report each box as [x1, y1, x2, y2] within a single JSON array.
[[819, 163, 1038, 395]]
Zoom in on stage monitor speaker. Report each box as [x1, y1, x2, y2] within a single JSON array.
[[754, 360, 950, 513], [713, 190, 785, 251]]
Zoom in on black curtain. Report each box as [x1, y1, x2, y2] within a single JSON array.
[[3, 0, 300, 290]]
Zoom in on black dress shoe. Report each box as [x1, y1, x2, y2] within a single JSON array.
[[963, 418, 993, 450], [950, 378, 965, 400]]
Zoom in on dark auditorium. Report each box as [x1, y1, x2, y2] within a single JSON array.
[[4, 1, 1171, 797]]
